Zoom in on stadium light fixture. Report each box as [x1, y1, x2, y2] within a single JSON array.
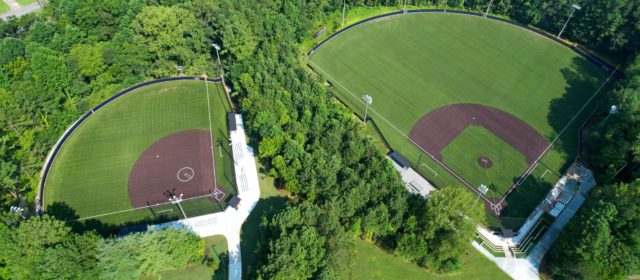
[[212, 43, 222, 70], [362, 95, 372, 124], [603, 105, 619, 123], [609, 105, 618, 115], [557, 4, 582, 39], [211, 42, 234, 110], [484, 0, 494, 18]]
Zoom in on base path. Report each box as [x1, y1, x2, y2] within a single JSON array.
[[149, 114, 260, 280], [409, 103, 549, 164]]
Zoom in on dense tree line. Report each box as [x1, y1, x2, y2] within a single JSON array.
[[201, 1, 485, 276], [2, 0, 639, 278], [587, 55, 640, 182], [341, 0, 640, 60], [0, 0, 215, 211], [545, 180, 640, 279], [546, 55, 640, 279], [0, 213, 205, 279]]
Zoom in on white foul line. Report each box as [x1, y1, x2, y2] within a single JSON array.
[[308, 60, 489, 202], [204, 77, 218, 189], [501, 66, 617, 204]]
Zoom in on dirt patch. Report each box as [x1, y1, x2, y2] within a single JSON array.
[[128, 130, 222, 207], [409, 103, 549, 165], [477, 156, 493, 169]]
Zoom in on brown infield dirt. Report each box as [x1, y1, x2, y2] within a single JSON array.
[[409, 103, 549, 165], [128, 130, 221, 208], [477, 156, 493, 169]]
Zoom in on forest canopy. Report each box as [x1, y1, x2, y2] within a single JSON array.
[[1, 0, 639, 279]]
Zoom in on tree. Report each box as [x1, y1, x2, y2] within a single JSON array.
[[260, 226, 326, 279], [546, 180, 640, 279], [96, 228, 204, 279], [131, 6, 209, 77]]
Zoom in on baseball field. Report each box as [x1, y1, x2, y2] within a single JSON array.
[[43, 79, 235, 225], [309, 12, 609, 228]]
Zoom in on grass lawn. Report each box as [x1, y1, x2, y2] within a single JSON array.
[[15, 0, 35, 5], [0, 1, 9, 13], [353, 240, 509, 280], [241, 164, 289, 279], [309, 12, 608, 228], [44, 80, 235, 226], [442, 126, 528, 198]]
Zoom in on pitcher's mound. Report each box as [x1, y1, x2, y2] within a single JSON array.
[[128, 130, 219, 208], [477, 156, 493, 169]]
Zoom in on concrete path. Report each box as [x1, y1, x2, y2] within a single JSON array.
[[150, 114, 260, 280], [526, 174, 594, 268], [1, 1, 41, 20], [473, 241, 540, 280]]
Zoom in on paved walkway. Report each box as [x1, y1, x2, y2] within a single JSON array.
[[473, 241, 540, 280], [473, 168, 596, 279], [150, 114, 260, 280], [526, 172, 595, 268], [1, 1, 41, 20]]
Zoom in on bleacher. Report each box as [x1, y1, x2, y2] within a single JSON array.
[[513, 214, 553, 255], [475, 232, 505, 256]]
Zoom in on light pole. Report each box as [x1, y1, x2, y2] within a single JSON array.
[[603, 105, 618, 123], [212, 43, 235, 111], [169, 194, 188, 220], [557, 4, 581, 39], [403, 0, 407, 14], [362, 95, 372, 124], [204, 75, 218, 189], [484, 0, 494, 17], [341, 0, 346, 27]]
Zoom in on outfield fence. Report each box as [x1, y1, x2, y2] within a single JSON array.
[[36, 76, 222, 215], [307, 8, 618, 218], [307, 9, 615, 74], [331, 94, 392, 152]]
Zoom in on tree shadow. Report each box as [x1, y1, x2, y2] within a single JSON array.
[[547, 56, 609, 163], [212, 252, 229, 280], [240, 196, 289, 279], [499, 176, 553, 231], [45, 201, 175, 237]]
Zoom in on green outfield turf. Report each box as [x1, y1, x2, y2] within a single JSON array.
[[0, 1, 10, 13], [310, 13, 608, 227], [442, 126, 528, 198], [15, 0, 36, 5], [43, 80, 235, 225]]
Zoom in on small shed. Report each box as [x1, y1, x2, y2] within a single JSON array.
[[229, 196, 241, 210], [228, 113, 237, 131], [388, 151, 411, 169]]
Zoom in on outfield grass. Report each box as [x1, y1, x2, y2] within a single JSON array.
[[15, 0, 35, 5], [353, 240, 509, 280], [0, 1, 9, 13], [310, 12, 608, 228], [44, 80, 235, 225], [443, 126, 528, 198]]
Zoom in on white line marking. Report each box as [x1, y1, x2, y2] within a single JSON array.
[[501, 67, 617, 204], [308, 61, 489, 202], [204, 78, 218, 189], [421, 163, 438, 177], [539, 169, 550, 180]]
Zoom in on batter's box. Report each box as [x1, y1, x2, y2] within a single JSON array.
[[210, 188, 226, 202]]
